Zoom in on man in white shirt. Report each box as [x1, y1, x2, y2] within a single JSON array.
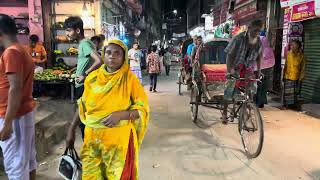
[[128, 42, 143, 83]]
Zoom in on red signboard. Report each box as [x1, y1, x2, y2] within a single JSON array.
[[284, 7, 292, 23], [233, 1, 257, 20], [291, 1, 316, 22], [212, 0, 230, 26]]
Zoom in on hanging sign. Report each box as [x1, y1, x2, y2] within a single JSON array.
[[291, 1, 316, 22], [205, 15, 214, 31], [233, 1, 257, 20], [281, 0, 291, 8], [284, 7, 292, 23], [315, 0, 320, 16]]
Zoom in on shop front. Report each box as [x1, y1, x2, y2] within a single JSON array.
[[281, 0, 320, 103], [0, 0, 44, 44], [231, 0, 267, 27], [39, 0, 101, 100]]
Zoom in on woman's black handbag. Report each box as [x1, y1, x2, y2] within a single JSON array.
[[57, 148, 82, 180]]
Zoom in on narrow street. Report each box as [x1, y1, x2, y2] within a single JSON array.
[[1, 0, 320, 180], [30, 66, 320, 180]]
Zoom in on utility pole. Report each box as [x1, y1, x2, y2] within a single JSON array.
[[198, 0, 201, 25], [186, 9, 189, 34]]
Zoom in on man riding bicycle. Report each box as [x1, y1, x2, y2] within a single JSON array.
[[222, 20, 263, 123]]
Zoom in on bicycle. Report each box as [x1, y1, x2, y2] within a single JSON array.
[[224, 74, 264, 158]]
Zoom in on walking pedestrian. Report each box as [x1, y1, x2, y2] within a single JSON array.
[[66, 39, 150, 180], [64, 16, 102, 139], [147, 45, 161, 92], [254, 35, 275, 108], [164, 48, 172, 76], [283, 39, 306, 109], [128, 42, 143, 83], [0, 14, 37, 180], [159, 47, 165, 75], [222, 20, 263, 123]]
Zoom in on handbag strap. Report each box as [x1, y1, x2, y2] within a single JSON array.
[[64, 147, 80, 160]]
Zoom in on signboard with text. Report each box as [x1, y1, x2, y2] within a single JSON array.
[[233, 1, 257, 20], [281, 0, 291, 8], [291, 1, 316, 22]]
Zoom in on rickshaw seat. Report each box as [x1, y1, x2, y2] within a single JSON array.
[[201, 64, 227, 82]]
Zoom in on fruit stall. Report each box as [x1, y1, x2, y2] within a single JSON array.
[[32, 0, 97, 101], [33, 58, 77, 100]]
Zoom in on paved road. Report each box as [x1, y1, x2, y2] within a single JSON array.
[[8, 66, 320, 179]]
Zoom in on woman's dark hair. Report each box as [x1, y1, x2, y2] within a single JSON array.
[[291, 39, 302, 49], [64, 16, 84, 36], [0, 14, 17, 36], [99, 34, 105, 41], [30, 34, 39, 43], [91, 36, 101, 44], [151, 45, 157, 52]]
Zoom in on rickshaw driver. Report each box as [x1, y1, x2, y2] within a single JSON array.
[[221, 20, 263, 123], [191, 36, 204, 82]]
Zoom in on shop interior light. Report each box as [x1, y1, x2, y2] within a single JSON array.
[[123, 38, 129, 44]]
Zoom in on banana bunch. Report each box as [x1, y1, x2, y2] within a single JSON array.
[[67, 47, 78, 55]]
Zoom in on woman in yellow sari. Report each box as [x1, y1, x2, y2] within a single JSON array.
[[66, 39, 150, 180]]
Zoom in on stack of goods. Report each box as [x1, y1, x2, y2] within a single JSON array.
[[55, 35, 68, 42], [53, 22, 64, 29], [53, 58, 73, 70], [201, 64, 227, 82], [54, 47, 78, 56], [34, 69, 76, 82], [67, 47, 78, 55]]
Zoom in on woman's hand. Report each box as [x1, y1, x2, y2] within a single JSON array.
[[66, 124, 76, 148], [101, 111, 123, 128]]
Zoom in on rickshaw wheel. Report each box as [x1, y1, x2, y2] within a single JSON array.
[[190, 84, 200, 122]]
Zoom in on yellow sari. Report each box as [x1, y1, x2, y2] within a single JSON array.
[[78, 39, 150, 180]]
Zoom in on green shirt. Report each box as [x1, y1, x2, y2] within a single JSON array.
[[75, 39, 95, 88]]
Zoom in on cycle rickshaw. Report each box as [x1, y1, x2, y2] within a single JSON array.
[[190, 39, 264, 158]]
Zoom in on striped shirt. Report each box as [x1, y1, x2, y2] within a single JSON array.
[[225, 32, 262, 69]]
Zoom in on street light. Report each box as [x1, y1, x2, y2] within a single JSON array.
[[166, 9, 189, 34], [173, 9, 178, 14]]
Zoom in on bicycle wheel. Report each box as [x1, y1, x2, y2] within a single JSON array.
[[239, 102, 264, 158], [190, 85, 199, 122]]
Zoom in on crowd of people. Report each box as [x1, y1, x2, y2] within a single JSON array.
[[0, 12, 307, 179]]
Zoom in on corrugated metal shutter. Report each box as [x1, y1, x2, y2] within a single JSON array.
[[302, 18, 320, 102]]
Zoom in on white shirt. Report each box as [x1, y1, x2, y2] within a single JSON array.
[[128, 49, 142, 68]]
